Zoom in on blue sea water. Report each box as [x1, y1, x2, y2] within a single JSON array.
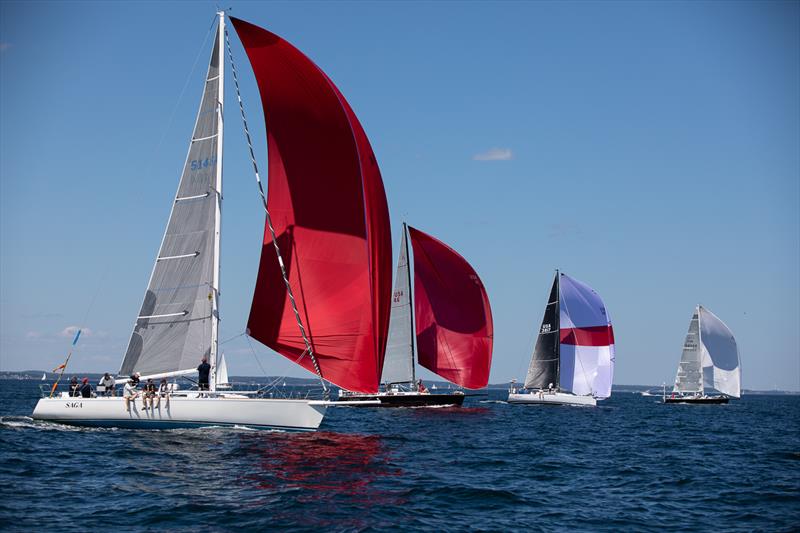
[[1, 380, 798, 531]]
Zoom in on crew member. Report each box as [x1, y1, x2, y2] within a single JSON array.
[[197, 358, 211, 391], [79, 377, 93, 398]]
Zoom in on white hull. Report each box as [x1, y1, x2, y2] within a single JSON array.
[[507, 391, 597, 406], [32, 395, 326, 431]]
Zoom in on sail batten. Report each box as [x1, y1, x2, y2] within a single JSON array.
[[231, 18, 392, 394]]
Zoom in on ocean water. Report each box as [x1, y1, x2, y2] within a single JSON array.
[[1, 380, 798, 531]]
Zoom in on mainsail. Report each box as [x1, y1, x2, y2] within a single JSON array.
[[231, 18, 392, 394], [524, 273, 560, 389], [673, 309, 703, 394], [120, 29, 223, 378], [408, 227, 493, 389], [382, 226, 415, 385], [698, 306, 741, 398], [557, 273, 615, 397]]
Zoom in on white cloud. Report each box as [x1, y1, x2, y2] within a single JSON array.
[[473, 148, 512, 161], [60, 326, 92, 338], [26, 331, 43, 339]]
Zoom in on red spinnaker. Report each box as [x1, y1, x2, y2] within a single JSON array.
[[231, 18, 392, 394], [408, 227, 493, 389]]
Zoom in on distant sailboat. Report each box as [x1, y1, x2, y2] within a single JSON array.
[[32, 12, 392, 430], [664, 305, 740, 404], [338, 224, 493, 407], [508, 271, 615, 407], [215, 353, 231, 390], [41, 373, 46, 381]]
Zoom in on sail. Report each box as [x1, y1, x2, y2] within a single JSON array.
[[673, 308, 703, 394], [524, 273, 559, 389], [382, 227, 415, 385], [216, 352, 229, 386], [698, 306, 741, 398], [409, 227, 493, 389], [120, 30, 222, 378], [558, 273, 615, 398], [232, 18, 393, 394]]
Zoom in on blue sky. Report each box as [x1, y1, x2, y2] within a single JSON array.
[[1, 1, 797, 390]]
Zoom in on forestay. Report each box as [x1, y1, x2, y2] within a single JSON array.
[[382, 227, 415, 385], [557, 273, 615, 398], [699, 306, 741, 398], [120, 31, 223, 378]]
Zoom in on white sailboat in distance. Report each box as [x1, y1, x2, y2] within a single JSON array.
[[508, 271, 615, 407], [32, 12, 393, 430], [664, 305, 741, 404]]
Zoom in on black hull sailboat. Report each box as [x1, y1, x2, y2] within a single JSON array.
[[337, 391, 465, 407]]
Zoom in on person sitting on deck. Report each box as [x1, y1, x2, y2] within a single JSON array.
[[79, 377, 93, 398], [99, 373, 115, 397], [417, 379, 428, 394], [548, 382, 555, 394], [155, 378, 169, 409], [123, 377, 139, 411], [69, 376, 80, 397], [197, 357, 211, 392], [141, 378, 157, 410]]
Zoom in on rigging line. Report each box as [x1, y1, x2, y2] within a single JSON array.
[[143, 16, 216, 182], [223, 24, 328, 397]]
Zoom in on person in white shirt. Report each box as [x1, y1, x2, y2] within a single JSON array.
[[99, 373, 115, 397], [123, 377, 140, 411]]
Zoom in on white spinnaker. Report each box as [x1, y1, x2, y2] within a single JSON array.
[[673, 309, 703, 394], [558, 273, 615, 398], [381, 227, 415, 385], [699, 306, 741, 398]]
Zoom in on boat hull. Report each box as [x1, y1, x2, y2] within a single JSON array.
[[335, 391, 465, 407], [507, 391, 597, 406], [664, 396, 730, 404], [32, 395, 326, 431]]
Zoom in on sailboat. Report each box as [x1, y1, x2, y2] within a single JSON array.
[[215, 353, 231, 390], [338, 224, 494, 407], [508, 271, 615, 407], [32, 13, 393, 430], [664, 305, 740, 404]]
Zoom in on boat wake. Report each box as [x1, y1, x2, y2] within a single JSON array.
[[0, 415, 114, 432]]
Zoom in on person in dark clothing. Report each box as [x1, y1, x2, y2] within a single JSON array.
[[69, 376, 80, 397], [197, 358, 211, 391], [79, 377, 93, 398]]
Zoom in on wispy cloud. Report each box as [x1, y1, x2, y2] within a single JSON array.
[[60, 326, 93, 338], [0, 43, 10, 53], [26, 331, 43, 339], [473, 148, 513, 161]]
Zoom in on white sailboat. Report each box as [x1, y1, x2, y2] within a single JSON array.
[[664, 305, 741, 404], [32, 12, 393, 429], [508, 271, 615, 407]]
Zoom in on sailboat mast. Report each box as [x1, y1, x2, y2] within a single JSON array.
[[404, 222, 417, 389], [555, 269, 561, 391], [209, 11, 225, 392]]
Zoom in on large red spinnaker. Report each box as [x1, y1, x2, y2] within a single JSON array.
[[231, 18, 392, 394], [408, 227, 493, 389]]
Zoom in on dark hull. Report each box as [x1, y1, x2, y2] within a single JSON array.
[[336, 392, 465, 407], [664, 396, 730, 404]]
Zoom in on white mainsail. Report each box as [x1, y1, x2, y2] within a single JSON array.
[[673, 308, 703, 394], [699, 306, 741, 398], [119, 27, 224, 381], [381, 225, 416, 385]]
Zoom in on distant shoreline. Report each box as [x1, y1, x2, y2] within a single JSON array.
[[1, 370, 797, 395]]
